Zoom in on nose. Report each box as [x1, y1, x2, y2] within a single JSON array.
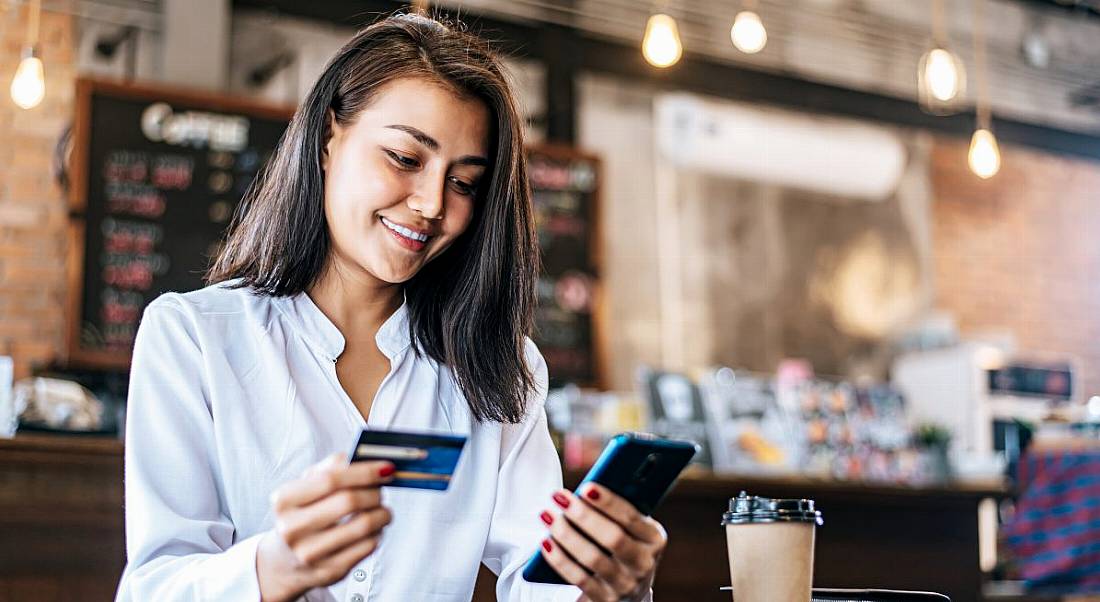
[[407, 174, 445, 220]]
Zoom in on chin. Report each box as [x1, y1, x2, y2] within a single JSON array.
[[365, 269, 413, 285], [349, 244, 417, 283], [364, 261, 423, 285]]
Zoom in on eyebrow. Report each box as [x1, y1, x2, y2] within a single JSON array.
[[385, 124, 489, 167]]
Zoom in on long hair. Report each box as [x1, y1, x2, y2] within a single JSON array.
[[208, 13, 538, 423]]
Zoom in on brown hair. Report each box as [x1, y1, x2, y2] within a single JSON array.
[[209, 13, 539, 423]]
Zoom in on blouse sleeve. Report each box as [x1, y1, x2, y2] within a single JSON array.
[[482, 340, 655, 602], [481, 340, 580, 602], [115, 296, 265, 601]]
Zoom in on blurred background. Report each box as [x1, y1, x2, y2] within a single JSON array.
[[2, 0, 1100, 600]]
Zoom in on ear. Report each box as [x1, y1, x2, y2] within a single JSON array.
[[321, 108, 342, 172]]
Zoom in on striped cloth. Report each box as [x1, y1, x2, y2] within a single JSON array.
[[1003, 447, 1100, 593]]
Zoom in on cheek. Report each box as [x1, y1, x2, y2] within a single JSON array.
[[442, 200, 476, 238], [324, 159, 398, 224]]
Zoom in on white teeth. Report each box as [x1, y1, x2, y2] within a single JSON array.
[[381, 217, 429, 242]]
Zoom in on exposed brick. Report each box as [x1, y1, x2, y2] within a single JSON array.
[[0, 8, 73, 378], [933, 137, 1100, 396], [2, 258, 65, 284], [0, 202, 45, 227]]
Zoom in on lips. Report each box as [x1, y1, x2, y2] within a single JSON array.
[[380, 216, 433, 252]]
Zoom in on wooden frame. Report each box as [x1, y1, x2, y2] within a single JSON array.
[[526, 142, 607, 390], [64, 79, 604, 382], [65, 77, 295, 370]]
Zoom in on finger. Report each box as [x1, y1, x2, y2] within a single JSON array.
[[304, 453, 344, 476], [278, 488, 385, 546], [307, 535, 381, 587], [272, 460, 393, 511], [539, 538, 618, 602], [579, 482, 666, 545], [552, 489, 651, 573], [543, 508, 637, 595], [292, 506, 392, 565]]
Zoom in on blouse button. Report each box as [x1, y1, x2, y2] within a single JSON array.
[[350, 594, 365, 602], [353, 569, 367, 582]]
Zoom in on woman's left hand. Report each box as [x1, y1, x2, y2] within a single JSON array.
[[538, 483, 666, 602]]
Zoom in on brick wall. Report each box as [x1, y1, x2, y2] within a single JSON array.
[[0, 5, 75, 380], [932, 136, 1100, 397]]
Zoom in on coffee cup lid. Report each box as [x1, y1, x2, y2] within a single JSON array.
[[721, 491, 823, 526]]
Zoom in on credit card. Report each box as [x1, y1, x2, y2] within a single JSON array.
[[348, 429, 467, 490]]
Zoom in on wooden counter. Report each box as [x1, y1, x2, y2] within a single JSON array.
[[577, 469, 1006, 602], [477, 469, 1006, 602], [0, 434, 124, 601], [1, 434, 1006, 602]]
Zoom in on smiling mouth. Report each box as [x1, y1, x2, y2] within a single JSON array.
[[380, 216, 432, 252], [380, 216, 431, 241]]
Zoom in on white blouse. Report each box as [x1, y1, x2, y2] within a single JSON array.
[[115, 281, 583, 601]]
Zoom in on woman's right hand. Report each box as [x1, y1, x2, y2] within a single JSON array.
[[256, 453, 395, 602]]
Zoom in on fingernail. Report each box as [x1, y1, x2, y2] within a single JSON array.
[[552, 492, 571, 509], [379, 464, 396, 477], [539, 510, 554, 526], [585, 487, 601, 501], [542, 539, 553, 553]]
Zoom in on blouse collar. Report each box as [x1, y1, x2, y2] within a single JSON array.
[[276, 291, 411, 362]]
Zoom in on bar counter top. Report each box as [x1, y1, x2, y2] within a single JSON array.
[[568, 466, 1008, 501], [0, 432, 123, 456], [1, 433, 1009, 601], [0, 432, 1007, 497]]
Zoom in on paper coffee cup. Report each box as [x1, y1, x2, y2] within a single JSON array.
[[722, 491, 822, 602]]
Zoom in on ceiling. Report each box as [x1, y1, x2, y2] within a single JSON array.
[[1026, 0, 1100, 17], [421, 0, 1100, 136], [40, 0, 1100, 139]]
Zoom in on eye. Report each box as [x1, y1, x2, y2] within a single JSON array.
[[384, 149, 420, 169], [448, 176, 478, 197]]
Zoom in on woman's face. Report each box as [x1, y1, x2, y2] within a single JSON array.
[[322, 77, 491, 285]]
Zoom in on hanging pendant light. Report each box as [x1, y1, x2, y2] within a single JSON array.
[[920, 48, 963, 101], [642, 12, 683, 68], [968, 0, 1000, 179], [918, 0, 965, 115], [731, 1, 767, 54], [968, 128, 1001, 179], [11, 48, 45, 110], [10, 0, 45, 110]]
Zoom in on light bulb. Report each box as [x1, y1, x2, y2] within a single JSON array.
[[968, 128, 1001, 179], [10, 50, 45, 110], [642, 13, 682, 68], [731, 10, 767, 54], [924, 48, 960, 102]]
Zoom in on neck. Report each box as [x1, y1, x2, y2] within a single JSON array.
[[307, 256, 403, 349]]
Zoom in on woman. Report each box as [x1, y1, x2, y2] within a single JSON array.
[[115, 13, 666, 602]]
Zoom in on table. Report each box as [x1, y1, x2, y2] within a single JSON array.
[[473, 469, 1008, 602], [0, 434, 1007, 601], [0, 434, 124, 600]]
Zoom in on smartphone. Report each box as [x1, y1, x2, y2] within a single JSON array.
[[521, 432, 698, 584]]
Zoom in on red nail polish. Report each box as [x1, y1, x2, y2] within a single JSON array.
[[540, 511, 554, 526], [552, 492, 571, 509], [542, 539, 553, 553], [379, 464, 396, 477], [585, 487, 601, 501]]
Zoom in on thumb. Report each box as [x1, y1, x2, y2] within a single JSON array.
[[304, 452, 344, 476]]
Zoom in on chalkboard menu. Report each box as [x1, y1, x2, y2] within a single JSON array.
[[66, 78, 293, 368], [527, 145, 604, 388]]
